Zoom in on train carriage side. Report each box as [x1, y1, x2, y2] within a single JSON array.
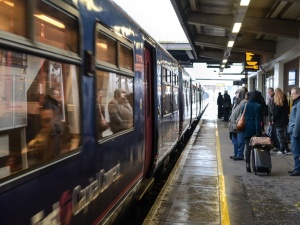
[[0, 0, 207, 224], [0, 0, 148, 224], [0, 1, 83, 224]]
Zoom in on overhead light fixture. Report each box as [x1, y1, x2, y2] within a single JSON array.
[[232, 23, 242, 33], [240, 0, 250, 6], [221, 64, 225, 68], [222, 59, 228, 63], [228, 41, 234, 47], [34, 14, 65, 29]]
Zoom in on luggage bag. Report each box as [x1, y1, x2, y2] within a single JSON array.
[[251, 147, 272, 175]]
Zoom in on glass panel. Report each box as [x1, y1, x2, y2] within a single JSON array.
[[119, 44, 133, 71], [96, 70, 133, 139], [173, 86, 178, 111], [0, 0, 27, 37], [96, 32, 117, 65], [162, 83, 172, 115], [35, 1, 79, 53], [0, 47, 81, 179]]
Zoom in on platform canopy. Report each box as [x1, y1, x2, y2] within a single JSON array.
[[169, 0, 300, 71]]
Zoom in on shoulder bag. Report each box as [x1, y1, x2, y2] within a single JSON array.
[[236, 104, 247, 131]]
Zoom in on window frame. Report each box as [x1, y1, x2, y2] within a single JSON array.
[[0, 0, 82, 186], [95, 23, 135, 143]]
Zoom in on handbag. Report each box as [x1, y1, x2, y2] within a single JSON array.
[[250, 136, 273, 148], [236, 104, 247, 131]]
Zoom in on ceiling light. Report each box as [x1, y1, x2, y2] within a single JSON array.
[[222, 59, 228, 63], [228, 41, 234, 47], [232, 23, 242, 33], [34, 14, 65, 29], [240, 0, 250, 6], [221, 65, 225, 68]]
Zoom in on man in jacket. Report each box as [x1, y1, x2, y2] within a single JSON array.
[[288, 87, 300, 176]]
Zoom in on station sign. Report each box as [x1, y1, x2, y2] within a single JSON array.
[[245, 52, 260, 71]]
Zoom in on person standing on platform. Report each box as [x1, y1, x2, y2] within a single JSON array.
[[288, 87, 300, 176], [273, 88, 290, 155], [217, 92, 224, 119], [267, 87, 279, 149], [228, 88, 247, 160], [223, 90, 231, 122], [243, 90, 263, 172]]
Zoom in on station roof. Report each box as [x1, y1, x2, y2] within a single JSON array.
[[169, 0, 300, 71]]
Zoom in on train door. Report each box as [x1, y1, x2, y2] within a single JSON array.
[[143, 46, 154, 177]]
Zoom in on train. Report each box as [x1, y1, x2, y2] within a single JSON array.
[[0, 0, 209, 224]]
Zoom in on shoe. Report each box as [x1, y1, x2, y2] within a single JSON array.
[[274, 151, 284, 156], [233, 157, 244, 161], [290, 171, 300, 176], [229, 156, 235, 159], [288, 170, 295, 174], [246, 163, 251, 172], [285, 150, 291, 155]]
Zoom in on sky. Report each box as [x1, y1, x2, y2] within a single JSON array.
[[112, 0, 188, 42], [112, 0, 244, 85]]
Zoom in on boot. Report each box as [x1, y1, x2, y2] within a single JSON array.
[[246, 162, 251, 173]]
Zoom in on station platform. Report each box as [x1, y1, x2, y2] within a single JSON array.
[[143, 103, 300, 225]]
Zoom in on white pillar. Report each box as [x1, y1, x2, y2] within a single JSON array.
[[274, 62, 284, 89]]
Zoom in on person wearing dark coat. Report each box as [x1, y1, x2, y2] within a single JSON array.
[[42, 87, 63, 156], [288, 87, 300, 176], [217, 92, 224, 119], [272, 88, 290, 155], [222, 90, 231, 121], [243, 90, 263, 172]]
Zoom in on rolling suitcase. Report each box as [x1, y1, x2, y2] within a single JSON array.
[[251, 147, 272, 175]]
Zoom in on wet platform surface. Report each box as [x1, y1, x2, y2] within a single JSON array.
[[143, 103, 300, 225]]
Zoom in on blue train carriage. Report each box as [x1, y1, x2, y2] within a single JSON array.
[[0, 0, 141, 224], [0, 0, 207, 224]]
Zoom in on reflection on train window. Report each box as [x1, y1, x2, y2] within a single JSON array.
[[162, 67, 172, 115], [35, 1, 79, 53], [96, 71, 134, 139], [0, 47, 81, 179], [96, 32, 117, 65], [0, 0, 27, 37], [119, 44, 133, 71], [0, 1, 79, 54]]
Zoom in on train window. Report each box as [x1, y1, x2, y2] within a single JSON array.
[[0, 47, 81, 179], [96, 71, 134, 139], [119, 44, 133, 71], [96, 32, 117, 66], [0, 0, 27, 37], [35, 1, 79, 53]]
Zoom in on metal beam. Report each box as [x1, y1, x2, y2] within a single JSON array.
[[187, 12, 233, 29], [242, 17, 300, 39], [187, 12, 300, 39]]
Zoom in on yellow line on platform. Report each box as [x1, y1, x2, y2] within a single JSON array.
[[216, 121, 230, 225]]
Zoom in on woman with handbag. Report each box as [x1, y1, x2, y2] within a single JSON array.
[[243, 90, 263, 172], [228, 88, 247, 160]]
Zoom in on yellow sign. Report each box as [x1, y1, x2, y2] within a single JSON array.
[[245, 52, 260, 71]]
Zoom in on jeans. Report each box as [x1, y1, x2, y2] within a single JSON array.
[[291, 135, 300, 172], [275, 126, 289, 153], [232, 132, 245, 158]]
